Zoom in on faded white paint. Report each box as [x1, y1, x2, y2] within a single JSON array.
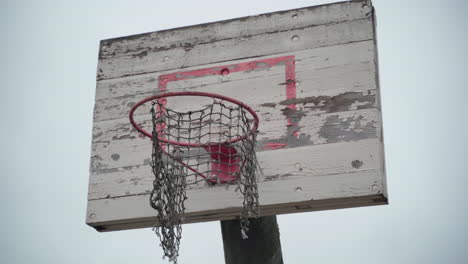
[[89, 138, 382, 200], [97, 3, 373, 80], [88, 169, 383, 231], [99, 1, 371, 61], [91, 108, 381, 171], [96, 40, 375, 101]]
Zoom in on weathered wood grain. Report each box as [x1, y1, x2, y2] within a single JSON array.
[[95, 40, 375, 101], [94, 41, 376, 122], [98, 18, 373, 80], [87, 169, 384, 230], [89, 138, 382, 200], [90, 108, 381, 172], [94, 62, 377, 123], [94, 101, 380, 147], [99, 1, 371, 61], [87, 194, 386, 231]]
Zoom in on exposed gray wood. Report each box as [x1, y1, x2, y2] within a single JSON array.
[[99, 1, 371, 61], [92, 136, 383, 200], [87, 167, 384, 228], [89, 137, 382, 200], [90, 108, 380, 172], [95, 40, 375, 101], [221, 216, 283, 264], [94, 41, 376, 121]]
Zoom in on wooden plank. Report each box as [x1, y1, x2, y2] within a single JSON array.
[[93, 61, 377, 123], [95, 40, 375, 101], [87, 169, 385, 230], [99, 1, 371, 61], [92, 104, 380, 150], [90, 108, 381, 172], [87, 194, 387, 231], [97, 18, 373, 80], [89, 138, 383, 200]]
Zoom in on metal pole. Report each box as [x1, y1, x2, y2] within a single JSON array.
[[220, 215, 283, 264]]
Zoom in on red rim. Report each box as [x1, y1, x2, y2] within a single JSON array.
[[129, 91, 260, 147]]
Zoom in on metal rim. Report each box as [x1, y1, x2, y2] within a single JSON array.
[[129, 91, 260, 147]]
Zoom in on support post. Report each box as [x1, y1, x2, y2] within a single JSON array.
[[220, 215, 283, 264]]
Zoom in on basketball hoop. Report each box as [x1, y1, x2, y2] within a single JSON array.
[[130, 92, 259, 182], [129, 91, 260, 263]]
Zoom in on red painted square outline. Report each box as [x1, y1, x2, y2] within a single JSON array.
[[157, 55, 299, 149]]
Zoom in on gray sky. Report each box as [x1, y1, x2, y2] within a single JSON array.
[[2, 0, 467, 263]]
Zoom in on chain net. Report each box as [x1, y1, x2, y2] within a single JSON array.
[[149, 97, 259, 263]]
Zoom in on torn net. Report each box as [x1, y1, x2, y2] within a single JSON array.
[[149, 98, 259, 263]]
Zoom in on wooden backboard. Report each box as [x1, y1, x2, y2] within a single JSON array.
[[87, 0, 388, 231]]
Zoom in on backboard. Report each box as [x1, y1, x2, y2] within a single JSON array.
[[87, 0, 388, 231]]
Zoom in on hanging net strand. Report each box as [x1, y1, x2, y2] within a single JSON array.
[[130, 92, 260, 263]]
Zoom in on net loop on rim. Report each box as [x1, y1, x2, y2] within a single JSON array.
[[129, 91, 260, 263]]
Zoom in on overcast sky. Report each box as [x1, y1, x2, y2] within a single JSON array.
[[2, 0, 467, 263]]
